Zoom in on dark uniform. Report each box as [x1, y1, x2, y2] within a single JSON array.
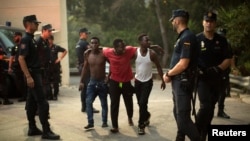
[[48, 43, 66, 100], [216, 28, 232, 118], [195, 12, 232, 141], [10, 32, 27, 101], [20, 15, 60, 140], [75, 28, 91, 112], [0, 45, 13, 105], [36, 35, 51, 99], [168, 9, 200, 141]]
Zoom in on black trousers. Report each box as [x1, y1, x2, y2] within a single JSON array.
[[172, 79, 200, 141], [108, 79, 134, 129], [134, 79, 153, 128], [26, 72, 50, 132], [196, 78, 222, 141]]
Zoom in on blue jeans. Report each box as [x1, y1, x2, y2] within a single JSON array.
[[86, 79, 108, 125]]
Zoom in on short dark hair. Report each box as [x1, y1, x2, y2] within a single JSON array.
[[91, 37, 100, 43], [113, 39, 123, 48], [138, 33, 147, 41], [14, 32, 22, 36]]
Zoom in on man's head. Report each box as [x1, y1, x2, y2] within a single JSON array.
[[169, 9, 189, 22], [113, 39, 125, 55], [13, 32, 22, 44], [90, 37, 100, 50], [22, 15, 41, 33], [203, 11, 217, 22], [41, 24, 54, 39], [169, 9, 189, 32], [202, 11, 217, 33], [138, 33, 151, 48], [79, 28, 90, 40]]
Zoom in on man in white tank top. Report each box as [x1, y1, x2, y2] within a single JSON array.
[[134, 33, 166, 135]]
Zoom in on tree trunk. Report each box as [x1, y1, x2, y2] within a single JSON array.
[[154, 0, 169, 68]]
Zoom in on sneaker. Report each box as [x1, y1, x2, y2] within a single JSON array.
[[128, 118, 134, 126], [102, 123, 108, 127], [144, 113, 151, 126], [84, 124, 94, 129], [138, 127, 145, 135], [110, 128, 119, 133]]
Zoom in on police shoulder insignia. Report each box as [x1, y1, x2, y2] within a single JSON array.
[[21, 44, 26, 49], [184, 42, 190, 47]]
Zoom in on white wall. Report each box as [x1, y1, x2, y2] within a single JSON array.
[[0, 0, 70, 86]]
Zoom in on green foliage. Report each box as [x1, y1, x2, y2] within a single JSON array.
[[66, 0, 249, 74], [217, 2, 250, 75]]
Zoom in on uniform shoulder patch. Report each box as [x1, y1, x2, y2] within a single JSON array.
[[183, 42, 190, 48]]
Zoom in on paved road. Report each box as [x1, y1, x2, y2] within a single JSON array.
[[0, 76, 250, 141]]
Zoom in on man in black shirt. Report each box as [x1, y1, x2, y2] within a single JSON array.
[[195, 11, 232, 141], [18, 15, 60, 140]]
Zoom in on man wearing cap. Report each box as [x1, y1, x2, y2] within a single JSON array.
[[75, 28, 99, 113], [18, 15, 60, 140], [8, 31, 27, 102], [163, 9, 200, 141], [195, 11, 232, 141], [36, 24, 55, 100], [47, 35, 68, 100]]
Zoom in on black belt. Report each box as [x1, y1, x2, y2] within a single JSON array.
[[171, 75, 182, 80]]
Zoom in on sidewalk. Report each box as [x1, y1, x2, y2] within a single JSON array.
[[0, 76, 250, 141]]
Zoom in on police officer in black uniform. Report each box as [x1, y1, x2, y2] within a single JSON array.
[[8, 32, 27, 102], [36, 24, 54, 100], [195, 11, 232, 141], [0, 45, 14, 105], [163, 9, 200, 141], [18, 15, 60, 140], [75, 28, 99, 113], [48, 35, 67, 100]]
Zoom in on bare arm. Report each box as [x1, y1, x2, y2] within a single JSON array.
[[8, 56, 14, 73], [79, 52, 89, 91], [55, 50, 68, 64], [150, 50, 166, 90], [18, 55, 34, 88]]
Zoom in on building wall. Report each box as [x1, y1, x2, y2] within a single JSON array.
[[0, 0, 70, 86]]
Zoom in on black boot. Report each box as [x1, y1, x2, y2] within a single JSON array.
[[42, 128, 60, 140], [218, 110, 230, 119], [28, 125, 43, 136]]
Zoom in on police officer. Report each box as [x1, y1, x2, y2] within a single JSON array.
[[163, 9, 200, 141], [18, 15, 60, 140], [216, 28, 231, 119], [0, 45, 14, 105], [36, 24, 54, 100], [75, 28, 99, 113], [48, 35, 67, 100], [8, 31, 27, 102], [195, 11, 232, 141]]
